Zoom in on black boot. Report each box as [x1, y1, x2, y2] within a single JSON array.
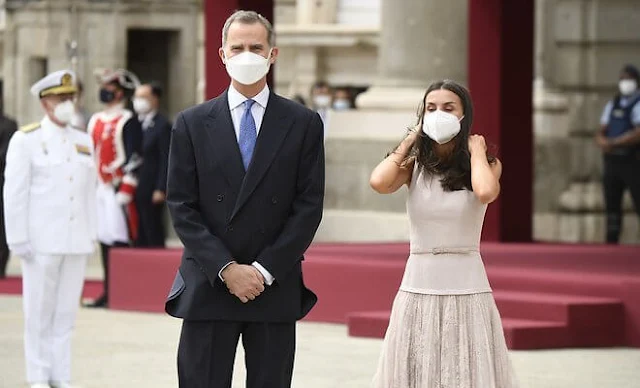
[[84, 294, 108, 308]]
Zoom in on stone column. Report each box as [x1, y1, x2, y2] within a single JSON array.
[[295, 0, 315, 24], [357, 0, 468, 110]]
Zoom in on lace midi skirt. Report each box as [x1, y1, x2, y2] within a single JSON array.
[[371, 291, 519, 388]]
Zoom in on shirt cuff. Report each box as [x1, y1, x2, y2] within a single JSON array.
[[218, 261, 236, 282], [252, 261, 275, 286]]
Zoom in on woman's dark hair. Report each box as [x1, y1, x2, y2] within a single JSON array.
[[406, 79, 496, 191]]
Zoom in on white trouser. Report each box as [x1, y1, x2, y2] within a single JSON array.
[[21, 254, 87, 384], [96, 181, 129, 245]]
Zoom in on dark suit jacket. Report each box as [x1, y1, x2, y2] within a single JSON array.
[[165, 90, 325, 322], [137, 112, 171, 199]]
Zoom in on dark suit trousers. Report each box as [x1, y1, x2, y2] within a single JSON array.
[[178, 319, 296, 388], [135, 197, 166, 247], [603, 154, 640, 243]]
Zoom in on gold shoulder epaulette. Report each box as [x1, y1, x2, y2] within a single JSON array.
[[19, 122, 41, 133]]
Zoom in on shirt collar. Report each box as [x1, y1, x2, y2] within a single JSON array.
[[139, 110, 157, 123], [228, 83, 270, 111]]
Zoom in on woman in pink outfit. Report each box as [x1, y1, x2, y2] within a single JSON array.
[[369, 80, 519, 388]]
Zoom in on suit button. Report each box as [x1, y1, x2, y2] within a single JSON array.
[[271, 197, 278, 204], [70, 196, 74, 201], [227, 225, 234, 232], [217, 194, 224, 202]]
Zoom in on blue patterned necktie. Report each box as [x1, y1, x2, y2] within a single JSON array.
[[238, 99, 257, 171]]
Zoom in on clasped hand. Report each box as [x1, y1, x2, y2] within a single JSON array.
[[221, 263, 265, 303]]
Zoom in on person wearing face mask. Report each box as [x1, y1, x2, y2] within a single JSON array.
[[595, 64, 640, 244], [85, 68, 143, 308], [332, 87, 352, 111], [165, 10, 324, 388], [132, 82, 171, 247], [3, 70, 97, 388], [310, 80, 333, 123], [369, 80, 518, 387]]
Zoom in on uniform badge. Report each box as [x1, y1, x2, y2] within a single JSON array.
[[75, 144, 91, 156]]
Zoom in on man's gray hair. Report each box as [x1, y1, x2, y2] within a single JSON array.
[[222, 10, 275, 47]]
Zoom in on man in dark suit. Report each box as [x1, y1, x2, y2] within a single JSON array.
[[165, 10, 324, 388], [0, 96, 18, 278], [133, 82, 171, 247]]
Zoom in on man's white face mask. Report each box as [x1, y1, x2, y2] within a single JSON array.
[[133, 97, 152, 115], [224, 49, 273, 85], [619, 79, 638, 96], [52, 100, 76, 124]]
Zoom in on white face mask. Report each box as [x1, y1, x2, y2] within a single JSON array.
[[52, 100, 76, 124], [313, 95, 331, 108], [421, 110, 463, 144], [224, 49, 273, 85], [332, 99, 351, 110], [133, 97, 152, 115], [619, 79, 638, 96]]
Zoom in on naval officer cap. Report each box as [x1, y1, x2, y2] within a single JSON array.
[[30, 69, 77, 98]]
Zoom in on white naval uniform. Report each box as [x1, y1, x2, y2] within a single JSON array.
[[3, 115, 97, 384]]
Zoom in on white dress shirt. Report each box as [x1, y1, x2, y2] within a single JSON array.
[[218, 84, 275, 286], [139, 110, 157, 131]]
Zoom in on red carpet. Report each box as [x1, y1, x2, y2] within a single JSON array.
[[0, 276, 104, 300], [2, 242, 639, 350]]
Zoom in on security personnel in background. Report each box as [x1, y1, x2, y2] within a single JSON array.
[[3, 70, 97, 388], [596, 64, 640, 243]]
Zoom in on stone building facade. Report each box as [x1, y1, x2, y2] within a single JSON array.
[[274, 0, 640, 244], [1, 0, 638, 244], [2, 0, 203, 125]]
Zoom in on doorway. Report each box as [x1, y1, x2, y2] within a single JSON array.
[[126, 29, 179, 116]]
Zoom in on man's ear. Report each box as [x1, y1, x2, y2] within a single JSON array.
[[40, 99, 49, 112], [219, 47, 226, 64], [268, 47, 279, 64]]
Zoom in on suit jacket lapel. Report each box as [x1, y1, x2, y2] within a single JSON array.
[[206, 92, 245, 193], [231, 92, 294, 220]]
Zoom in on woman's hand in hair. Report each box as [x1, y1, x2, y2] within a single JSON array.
[[369, 126, 419, 194], [468, 134, 487, 155], [469, 135, 501, 204]]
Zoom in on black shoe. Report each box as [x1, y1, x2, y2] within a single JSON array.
[[84, 294, 108, 308]]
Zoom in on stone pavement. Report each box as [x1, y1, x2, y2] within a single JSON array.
[[1, 296, 640, 388]]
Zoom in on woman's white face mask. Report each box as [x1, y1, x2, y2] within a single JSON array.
[[421, 110, 464, 144]]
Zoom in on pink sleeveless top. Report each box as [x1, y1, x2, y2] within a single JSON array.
[[399, 165, 492, 295]]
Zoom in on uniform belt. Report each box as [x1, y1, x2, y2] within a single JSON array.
[[412, 247, 479, 255]]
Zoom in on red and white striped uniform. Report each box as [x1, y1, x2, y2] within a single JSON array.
[[87, 107, 139, 243]]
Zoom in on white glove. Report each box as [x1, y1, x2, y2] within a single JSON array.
[[115, 191, 132, 205], [10, 242, 33, 260]]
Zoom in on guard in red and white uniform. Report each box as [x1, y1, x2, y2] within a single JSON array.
[[85, 68, 142, 308]]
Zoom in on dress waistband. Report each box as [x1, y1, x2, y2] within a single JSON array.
[[411, 247, 479, 255]]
